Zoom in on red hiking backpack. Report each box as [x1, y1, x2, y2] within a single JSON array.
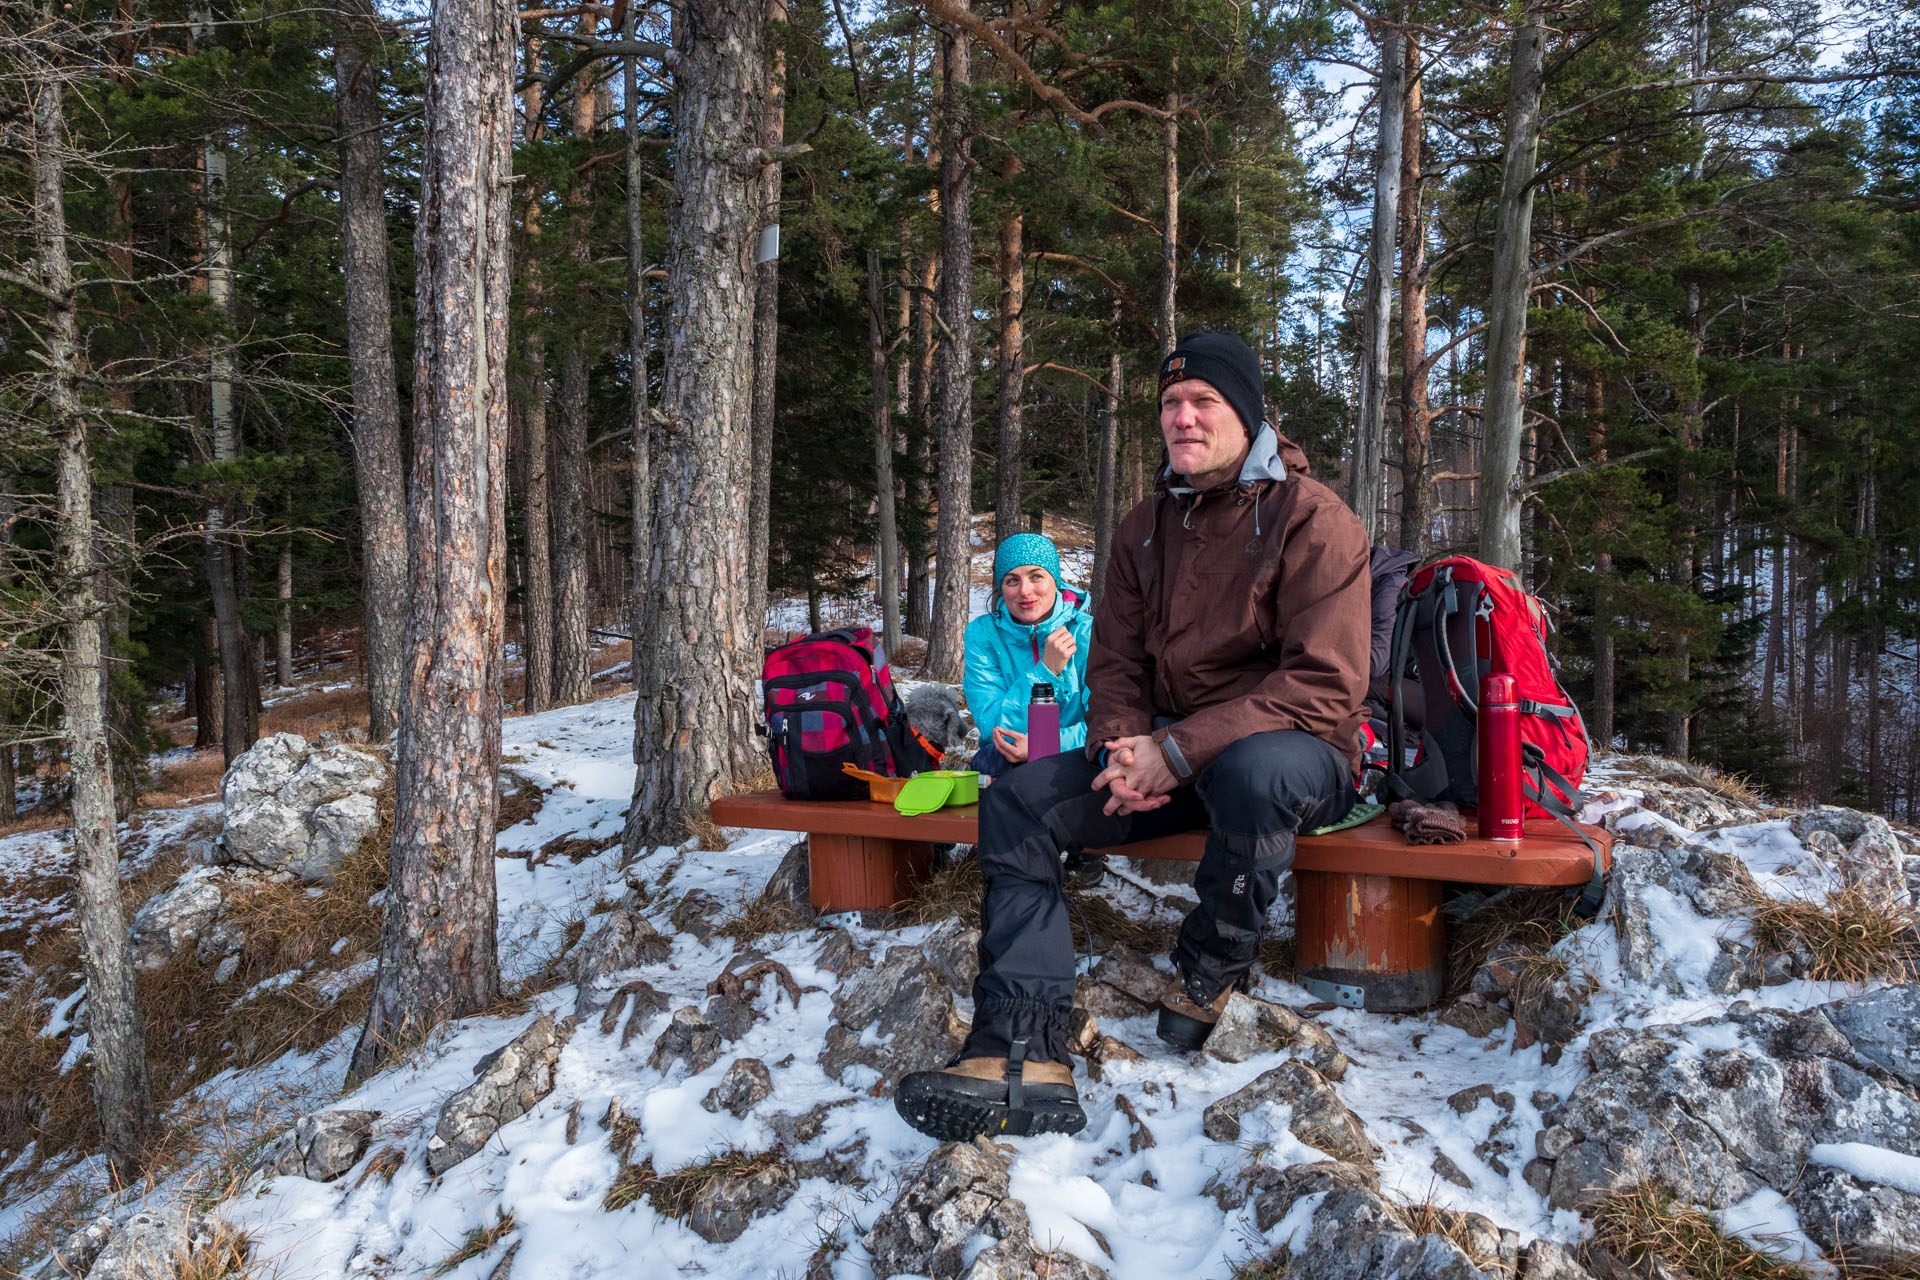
[[1385, 557, 1591, 825], [758, 627, 941, 801]]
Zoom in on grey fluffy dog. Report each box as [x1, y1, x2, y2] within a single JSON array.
[[903, 684, 969, 756]]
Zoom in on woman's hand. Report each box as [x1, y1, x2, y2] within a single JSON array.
[[1041, 627, 1077, 677], [991, 726, 1030, 764]]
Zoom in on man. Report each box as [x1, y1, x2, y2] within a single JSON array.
[[894, 331, 1371, 1142]]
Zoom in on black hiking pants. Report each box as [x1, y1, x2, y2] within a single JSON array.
[[959, 729, 1354, 1066]]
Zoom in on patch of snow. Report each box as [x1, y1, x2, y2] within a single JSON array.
[[1809, 1142, 1920, 1196]]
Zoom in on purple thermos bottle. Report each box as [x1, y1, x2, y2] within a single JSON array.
[[1026, 683, 1061, 760]]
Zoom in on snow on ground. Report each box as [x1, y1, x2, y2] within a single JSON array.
[[2, 696, 1908, 1277]]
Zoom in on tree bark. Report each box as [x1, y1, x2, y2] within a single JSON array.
[[335, 0, 408, 741], [33, 58, 155, 1181], [1352, 22, 1404, 540], [550, 17, 599, 706], [623, 0, 766, 848], [625, 4, 652, 664], [922, 9, 974, 683], [746, 0, 787, 646], [350, 0, 513, 1082], [1396, 31, 1431, 552], [1093, 335, 1122, 598], [193, 616, 223, 749], [1587, 375, 1614, 748], [993, 155, 1025, 545], [276, 539, 294, 686], [905, 252, 936, 639], [869, 250, 902, 657], [518, 41, 555, 712], [201, 136, 258, 761], [1159, 92, 1178, 357], [1476, 19, 1546, 571]]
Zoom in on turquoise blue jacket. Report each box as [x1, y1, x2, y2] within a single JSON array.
[[963, 585, 1094, 751]]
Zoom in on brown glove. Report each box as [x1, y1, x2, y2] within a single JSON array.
[[1388, 798, 1467, 845]]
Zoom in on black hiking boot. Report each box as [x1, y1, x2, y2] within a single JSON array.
[[894, 1042, 1086, 1142]]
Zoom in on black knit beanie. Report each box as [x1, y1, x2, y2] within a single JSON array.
[[1158, 331, 1264, 438]]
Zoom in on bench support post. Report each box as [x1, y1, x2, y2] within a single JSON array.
[[808, 833, 934, 913], [1294, 870, 1445, 1012]]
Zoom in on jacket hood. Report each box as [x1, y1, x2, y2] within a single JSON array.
[[1161, 424, 1312, 496]]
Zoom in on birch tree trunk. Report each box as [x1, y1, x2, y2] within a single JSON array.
[[624, 0, 766, 848], [1475, 18, 1546, 571], [869, 250, 902, 657], [1352, 22, 1404, 540], [202, 135, 258, 761], [1395, 32, 1431, 551], [276, 540, 294, 686], [1160, 93, 1178, 358], [993, 155, 1025, 544], [746, 0, 787, 646], [625, 6, 652, 660], [1093, 336, 1121, 597], [551, 18, 599, 706], [336, 0, 408, 740], [350, 0, 513, 1082], [33, 60, 155, 1180], [922, 9, 974, 683]]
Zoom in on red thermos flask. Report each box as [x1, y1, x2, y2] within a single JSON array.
[[1478, 672, 1524, 842]]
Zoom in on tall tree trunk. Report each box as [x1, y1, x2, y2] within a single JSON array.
[[518, 41, 554, 712], [869, 250, 902, 657], [193, 617, 223, 749], [1159, 92, 1178, 358], [746, 0, 787, 645], [1352, 21, 1404, 540], [0, 474, 13, 824], [922, 10, 974, 682], [1476, 19, 1546, 571], [550, 19, 599, 706], [276, 539, 294, 686], [993, 156, 1025, 544], [350, 0, 513, 1082], [1396, 32, 1431, 552], [33, 58, 154, 1181], [1093, 335, 1122, 597], [335, 0, 408, 741], [625, 5, 652, 665], [905, 253, 936, 638], [624, 0, 767, 847], [202, 136, 257, 762]]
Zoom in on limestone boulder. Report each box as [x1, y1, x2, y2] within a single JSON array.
[[425, 1014, 572, 1175], [221, 733, 386, 881]]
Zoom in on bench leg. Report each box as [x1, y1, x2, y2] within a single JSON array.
[[808, 834, 935, 913], [1293, 870, 1445, 1012]]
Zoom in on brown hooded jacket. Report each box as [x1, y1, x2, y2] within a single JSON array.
[[1087, 425, 1371, 777]]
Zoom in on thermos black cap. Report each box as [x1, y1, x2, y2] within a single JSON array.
[[1031, 683, 1056, 700]]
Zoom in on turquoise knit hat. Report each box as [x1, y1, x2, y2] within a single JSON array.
[[993, 532, 1061, 588]]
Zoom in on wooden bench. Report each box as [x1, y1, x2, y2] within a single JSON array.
[[709, 790, 1612, 1013]]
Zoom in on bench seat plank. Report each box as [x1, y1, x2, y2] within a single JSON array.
[[708, 789, 1610, 888]]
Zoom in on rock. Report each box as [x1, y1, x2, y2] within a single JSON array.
[[1535, 1125, 1577, 1161], [426, 1014, 572, 1174], [766, 1101, 850, 1149], [1538, 1018, 1920, 1211], [1086, 1035, 1145, 1081], [1203, 994, 1349, 1079], [569, 908, 672, 1015], [1791, 804, 1889, 846], [821, 947, 965, 1086], [958, 1239, 1108, 1280], [1250, 1169, 1499, 1279], [1680, 848, 1761, 916], [1519, 1239, 1592, 1280], [1065, 1009, 1100, 1057], [1467, 942, 1531, 1000], [670, 890, 725, 944], [760, 838, 813, 921], [921, 919, 980, 997], [1522, 1159, 1553, 1197], [127, 867, 232, 971], [221, 733, 387, 881], [256, 1109, 380, 1182], [1075, 947, 1167, 1019], [84, 1205, 238, 1280], [1825, 986, 1920, 1089], [1445, 1085, 1513, 1116], [792, 1136, 869, 1185], [705, 993, 757, 1042], [1437, 994, 1509, 1039], [1791, 1162, 1920, 1266], [701, 1059, 773, 1118], [1128, 857, 1198, 888], [1244, 1161, 1381, 1234], [1510, 969, 1589, 1056], [863, 1138, 1028, 1279], [1607, 845, 1673, 986], [686, 1161, 797, 1244], [813, 928, 869, 978], [34, 1213, 114, 1280], [649, 1007, 726, 1078], [1430, 1151, 1473, 1189], [1640, 786, 1762, 832], [1113, 1095, 1155, 1152], [1201, 1061, 1372, 1165]]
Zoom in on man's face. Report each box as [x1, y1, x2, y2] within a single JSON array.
[[1159, 378, 1247, 483]]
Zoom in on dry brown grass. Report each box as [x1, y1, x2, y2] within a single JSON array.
[[432, 1211, 515, 1277], [1828, 1251, 1920, 1279], [602, 1148, 786, 1218], [1589, 1180, 1804, 1280], [1742, 881, 1920, 985], [495, 775, 547, 832], [259, 686, 370, 741], [1445, 888, 1585, 999], [140, 750, 228, 811], [896, 850, 983, 927], [1397, 1196, 1502, 1270]]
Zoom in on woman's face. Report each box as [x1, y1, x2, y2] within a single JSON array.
[[1000, 566, 1057, 625]]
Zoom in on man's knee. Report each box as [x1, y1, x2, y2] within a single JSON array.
[[977, 753, 1089, 880], [1197, 731, 1347, 834]]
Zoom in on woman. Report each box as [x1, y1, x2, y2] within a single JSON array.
[[963, 532, 1092, 779]]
